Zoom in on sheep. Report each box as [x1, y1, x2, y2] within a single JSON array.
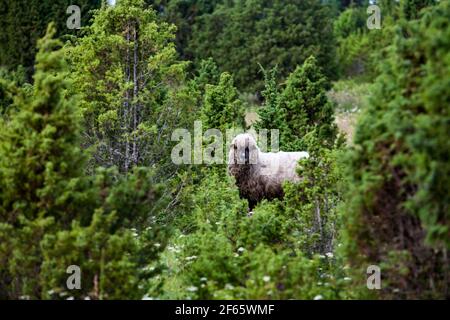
[[228, 133, 309, 210]]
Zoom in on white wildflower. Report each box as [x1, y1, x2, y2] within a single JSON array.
[[185, 255, 197, 261], [313, 295, 324, 300], [186, 286, 198, 292], [225, 284, 234, 290]]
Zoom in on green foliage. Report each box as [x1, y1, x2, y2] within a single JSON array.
[[0, 24, 89, 298], [0, 24, 86, 227], [284, 144, 345, 255], [400, 0, 437, 20], [341, 1, 450, 299], [188, 0, 338, 92], [334, 6, 366, 39], [257, 56, 338, 151], [1, 0, 447, 301], [155, 169, 350, 299], [192, 58, 221, 93], [147, 0, 224, 59], [334, 0, 438, 80], [68, 0, 198, 175], [333, 5, 389, 79], [0, 24, 168, 300], [254, 66, 288, 145], [0, 0, 101, 79], [201, 72, 246, 131]]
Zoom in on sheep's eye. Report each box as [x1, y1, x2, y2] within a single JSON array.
[[234, 145, 237, 150]]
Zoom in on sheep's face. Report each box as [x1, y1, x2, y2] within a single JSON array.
[[228, 134, 259, 168]]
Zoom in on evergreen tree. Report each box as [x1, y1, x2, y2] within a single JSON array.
[[0, 0, 102, 80], [0, 23, 91, 298], [255, 66, 288, 146], [188, 0, 338, 93], [146, 0, 224, 59], [257, 56, 338, 152], [341, 1, 450, 299], [0, 23, 167, 300], [69, 0, 197, 175], [201, 72, 246, 132], [400, 0, 437, 20], [193, 58, 221, 94]]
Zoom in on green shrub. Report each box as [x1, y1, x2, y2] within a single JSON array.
[[341, 1, 450, 299]]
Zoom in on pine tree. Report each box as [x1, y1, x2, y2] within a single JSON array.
[[193, 58, 221, 93], [400, 0, 437, 20], [146, 0, 224, 59], [255, 66, 288, 147]]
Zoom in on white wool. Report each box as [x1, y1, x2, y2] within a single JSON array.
[[228, 133, 309, 209]]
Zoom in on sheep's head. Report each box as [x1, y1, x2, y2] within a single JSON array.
[[228, 133, 259, 175]]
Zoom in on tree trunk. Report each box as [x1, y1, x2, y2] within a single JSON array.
[[131, 21, 139, 166]]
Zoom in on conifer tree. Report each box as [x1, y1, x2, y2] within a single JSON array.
[[257, 56, 338, 151], [69, 0, 196, 175], [341, 1, 450, 299], [0, 23, 167, 300], [193, 58, 221, 94], [0, 23, 90, 298], [400, 0, 437, 20], [0, 0, 101, 79], [255, 66, 288, 147], [201, 72, 246, 132], [188, 0, 337, 92]]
